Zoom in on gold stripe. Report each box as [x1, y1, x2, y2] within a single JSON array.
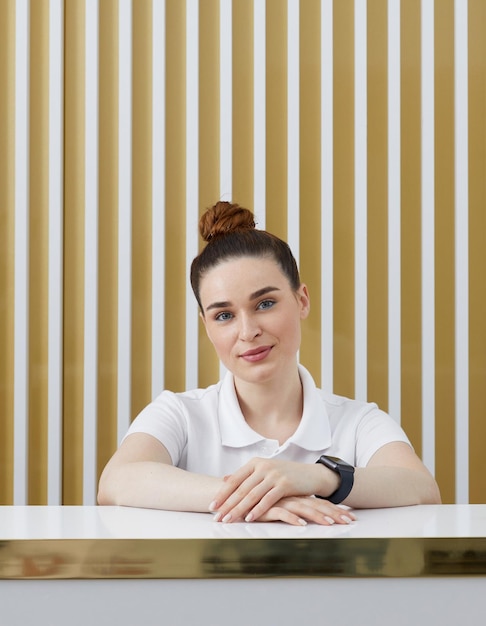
[[400, 0, 422, 455], [63, 0, 85, 504], [367, 0, 389, 411], [28, 0, 50, 504], [333, 0, 355, 398], [131, 0, 153, 418], [97, 0, 119, 480], [2, 536, 486, 579], [232, 0, 254, 207], [265, 0, 287, 241], [468, 0, 486, 504], [299, 0, 322, 382], [434, 0, 455, 504], [198, 0, 221, 388], [0, 0, 15, 504], [165, 0, 187, 393]]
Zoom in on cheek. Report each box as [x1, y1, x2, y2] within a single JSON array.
[[206, 326, 231, 352], [283, 317, 302, 349]]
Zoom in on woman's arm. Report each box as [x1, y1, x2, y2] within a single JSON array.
[[344, 441, 441, 508], [97, 432, 354, 526], [210, 442, 441, 523], [97, 432, 223, 512]]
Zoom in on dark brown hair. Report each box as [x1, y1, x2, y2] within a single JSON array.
[[190, 201, 301, 312]]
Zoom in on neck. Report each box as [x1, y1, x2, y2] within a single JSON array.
[[234, 368, 303, 444]]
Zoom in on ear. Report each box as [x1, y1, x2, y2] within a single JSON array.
[[200, 310, 207, 329], [297, 283, 311, 320]]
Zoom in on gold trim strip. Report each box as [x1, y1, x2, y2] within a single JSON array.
[[1, 537, 486, 579]]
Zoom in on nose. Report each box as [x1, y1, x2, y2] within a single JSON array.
[[238, 314, 262, 341]]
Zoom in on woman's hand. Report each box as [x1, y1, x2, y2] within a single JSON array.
[[251, 496, 356, 526], [209, 457, 355, 525]]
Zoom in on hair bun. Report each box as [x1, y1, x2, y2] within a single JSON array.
[[199, 201, 256, 242]]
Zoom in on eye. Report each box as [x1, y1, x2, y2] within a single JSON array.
[[215, 311, 233, 322], [257, 299, 275, 310]]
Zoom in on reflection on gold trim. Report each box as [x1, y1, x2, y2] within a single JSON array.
[[1, 537, 486, 579]]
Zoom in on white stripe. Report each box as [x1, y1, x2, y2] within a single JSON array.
[[151, 0, 166, 398], [185, 0, 199, 389], [454, 0, 469, 503], [220, 0, 232, 202], [421, 0, 435, 474], [321, 0, 333, 391], [218, 0, 232, 382], [13, 0, 29, 505], [47, 0, 64, 504], [354, 0, 367, 402], [387, 0, 401, 423], [287, 0, 299, 261], [253, 0, 266, 228], [83, 0, 99, 505], [117, 0, 133, 442]]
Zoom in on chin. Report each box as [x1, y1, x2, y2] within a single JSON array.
[[233, 363, 277, 386]]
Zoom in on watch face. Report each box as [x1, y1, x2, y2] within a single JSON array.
[[319, 455, 354, 470], [321, 456, 339, 470], [324, 455, 342, 465]]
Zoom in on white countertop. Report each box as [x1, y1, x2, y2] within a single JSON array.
[[1, 505, 486, 579], [1, 504, 485, 540]]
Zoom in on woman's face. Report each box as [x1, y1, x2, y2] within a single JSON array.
[[199, 256, 310, 385]]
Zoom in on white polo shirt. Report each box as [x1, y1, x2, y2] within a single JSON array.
[[124, 365, 411, 476]]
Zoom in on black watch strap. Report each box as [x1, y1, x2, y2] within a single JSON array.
[[315, 455, 355, 504]]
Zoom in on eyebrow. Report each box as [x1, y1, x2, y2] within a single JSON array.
[[205, 285, 280, 312]]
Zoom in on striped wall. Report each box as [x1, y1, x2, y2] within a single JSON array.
[[0, 0, 485, 506]]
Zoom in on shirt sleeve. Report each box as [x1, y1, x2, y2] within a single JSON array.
[[354, 404, 412, 467], [325, 392, 412, 468], [122, 390, 188, 465]]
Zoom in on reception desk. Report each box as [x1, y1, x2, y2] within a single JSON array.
[[1, 504, 485, 625]]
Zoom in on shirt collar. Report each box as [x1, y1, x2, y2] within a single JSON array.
[[219, 372, 264, 447], [286, 365, 332, 451], [218, 365, 332, 451]]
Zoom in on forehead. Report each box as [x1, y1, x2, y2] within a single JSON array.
[[199, 256, 288, 299]]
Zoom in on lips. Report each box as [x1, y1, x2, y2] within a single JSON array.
[[239, 346, 273, 362]]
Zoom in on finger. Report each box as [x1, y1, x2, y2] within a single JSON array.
[[255, 497, 357, 526], [258, 506, 308, 527], [216, 482, 281, 523], [209, 467, 256, 512], [296, 501, 356, 526], [242, 486, 288, 522]]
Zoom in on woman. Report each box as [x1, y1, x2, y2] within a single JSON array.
[[98, 201, 441, 526]]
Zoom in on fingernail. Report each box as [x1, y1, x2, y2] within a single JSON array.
[[340, 515, 353, 524], [298, 518, 307, 526], [245, 513, 254, 522], [222, 514, 232, 523], [324, 516, 335, 525], [208, 501, 217, 512], [213, 512, 222, 522]]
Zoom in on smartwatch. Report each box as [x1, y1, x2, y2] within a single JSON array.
[[315, 455, 355, 504]]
